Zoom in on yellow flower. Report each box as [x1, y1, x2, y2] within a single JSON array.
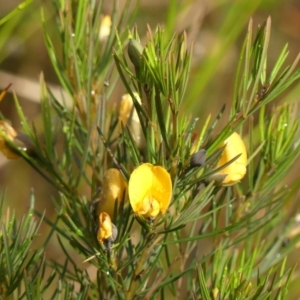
[[99, 15, 111, 40], [97, 212, 118, 244], [97, 168, 127, 219], [118, 93, 143, 148], [128, 163, 172, 218], [215, 132, 247, 186], [0, 121, 19, 159]]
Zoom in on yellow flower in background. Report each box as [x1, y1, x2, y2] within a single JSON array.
[[97, 168, 127, 219], [118, 92, 143, 148], [97, 212, 117, 244], [99, 15, 112, 40], [128, 163, 172, 218], [0, 121, 20, 159], [215, 132, 247, 186]]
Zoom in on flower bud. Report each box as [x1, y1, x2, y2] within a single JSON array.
[[213, 132, 247, 186], [128, 163, 172, 219], [118, 93, 144, 148], [97, 168, 127, 219], [128, 39, 143, 70]]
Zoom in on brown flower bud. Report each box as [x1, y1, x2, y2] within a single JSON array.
[[190, 149, 206, 167]]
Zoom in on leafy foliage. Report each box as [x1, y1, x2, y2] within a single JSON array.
[[1, 0, 300, 299]]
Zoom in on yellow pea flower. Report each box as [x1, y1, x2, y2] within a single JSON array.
[[0, 121, 19, 159], [97, 212, 118, 244], [97, 168, 127, 219], [118, 93, 143, 148], [128, 163, 172, 218], [215, 132, 247, 186]]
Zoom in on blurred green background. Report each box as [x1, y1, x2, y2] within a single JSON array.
[[1, 0, 300, 298]]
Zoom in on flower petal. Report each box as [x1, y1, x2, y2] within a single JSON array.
[[128, 163, 153, 214], [151, 166, 172, 214]]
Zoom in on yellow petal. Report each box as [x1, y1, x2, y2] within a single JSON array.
[[151, 166, 172, 214], [97, 168, 127, 218], [128, 163, 172, 218], [215, 132, 247, 186], [97, 212, 113, 244], [128, 164, 153, 214]]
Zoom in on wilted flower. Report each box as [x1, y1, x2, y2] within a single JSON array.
[[0, 121, 20, 159], [97, 168, 127, 219], [214, 132, 247, 186], [97, 212, 118, 244], [118, 92, 143, 148], [99, 15, 111, 40], [0, 121, 35, 159], [128, 163, 172, 218]]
